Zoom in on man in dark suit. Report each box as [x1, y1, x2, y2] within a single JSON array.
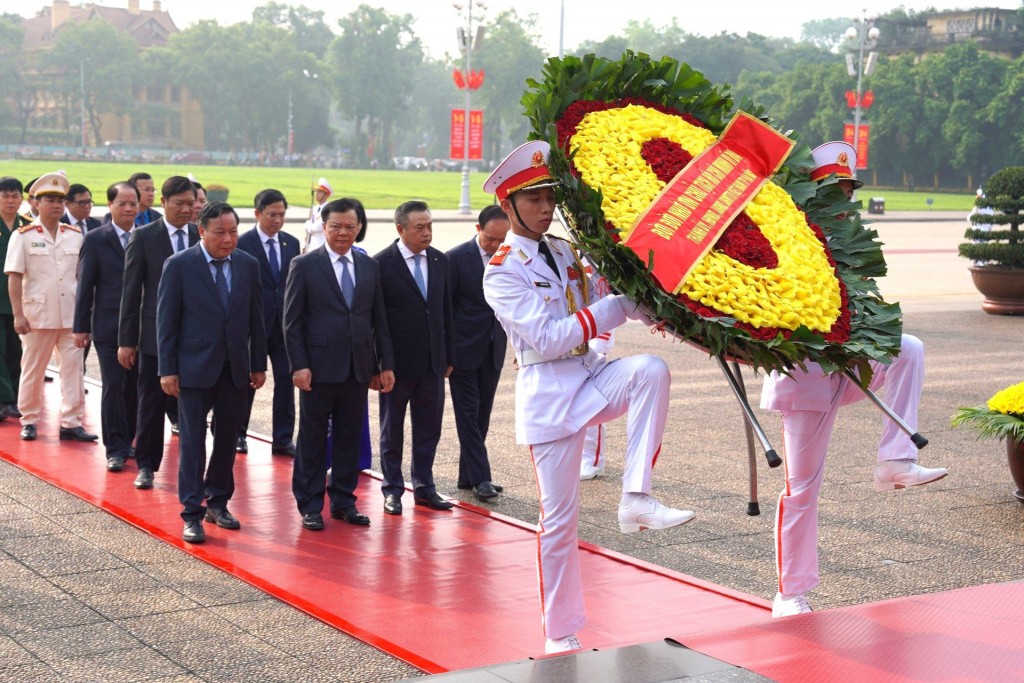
[[447, 205, 510, 502], [63, 183, 101, 234], [235, 189, 300, 456], [74, 182, 140, 472], [157, 201, 266, 543], [374, 200, 455, 515], [285, 198, 394, 531], [118, 176, 198, 490]]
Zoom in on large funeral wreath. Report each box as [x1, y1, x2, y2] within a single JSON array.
[[521, 51, 903, 375]]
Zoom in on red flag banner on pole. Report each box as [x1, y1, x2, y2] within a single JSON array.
[[468, 110, 483, 161], [623, 112, 795, 294], [843, 123, 870, 169], [450, 109, 466, 160]]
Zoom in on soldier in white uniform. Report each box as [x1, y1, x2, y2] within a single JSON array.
[[302, 177, 332, 253], [4, 172, 96, 442], [763, 142, 947, 618], [482, 141, 695, 655]]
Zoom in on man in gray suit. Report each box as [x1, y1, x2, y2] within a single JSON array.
[[157, 202, 266, 543], [285, 198, 394, 531]]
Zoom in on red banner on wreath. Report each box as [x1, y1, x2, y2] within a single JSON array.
[[624, 112, 795, 294], [450, 109, 483, 161]]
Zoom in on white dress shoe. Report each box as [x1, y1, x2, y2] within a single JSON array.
[[874, 460, 948, 492], [580, 463, 605, 481], [617, 493, 695, 533], [544, 633, 583, 654], [772, 592, 812, 617]]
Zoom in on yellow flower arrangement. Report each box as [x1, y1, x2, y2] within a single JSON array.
[[988, 381, 1024, 415], [570, 105, 842, 333], [952, 380, 1024, 441]]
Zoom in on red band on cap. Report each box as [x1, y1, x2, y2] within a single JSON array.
[[496, 166, 555, 200]]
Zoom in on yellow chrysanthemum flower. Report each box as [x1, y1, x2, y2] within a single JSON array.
[[988, 381, 1024, 416]]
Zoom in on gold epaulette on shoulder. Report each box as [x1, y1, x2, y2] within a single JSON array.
[[489, 244, 511, 266], [17, 223, 37, 234], [62, 222, 81, 233]]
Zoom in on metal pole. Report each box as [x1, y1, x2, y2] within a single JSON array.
[[458, 4, 473, 215], [287, 86, 294, 159], [852, 10, 865, 196], [731, 361, 762, 515], [842, 368, 929, 449], [79, 59, 87, 148], [716, 355, 782, 469], [558, 0, 565, 58]]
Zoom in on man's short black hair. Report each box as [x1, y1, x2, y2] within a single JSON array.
[[255, 188, 288, 212], [478, 204, 506, 227], [191, 180, 205, 192], [395, 200, 429, 227], [321, 198, 361, 225], [198, 201, 239, 228], [107, 181, 140, 203], [128, 172, 153, 186], [344, 197, 368, 243], [162, 176, 196, 200], [0, 177, 23, 194], [25, 177, 38, 198], [66, 183, 91, 202]]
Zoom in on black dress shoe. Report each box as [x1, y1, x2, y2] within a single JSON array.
[[3, 403, 21, 418], [134, 467, 154, 489], [460, 481, 503, 492], [473, 481, 499, 501], [59, 426, 99, 442], [205, 507, 241, 530], [301, 512, 324, 530], [271, 442, 296, 456], [331, 507, 370, 526], [106, 456, 125, 472], [383, 494, 403, 515], [414, 492, 454, 511], [20, 424, 36, 441], [235, 437, 248, 454], [183, 520, 205, 543]]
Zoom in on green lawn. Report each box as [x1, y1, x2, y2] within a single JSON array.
[[1, 159, 976, 212], [1, 159, 494, 211]]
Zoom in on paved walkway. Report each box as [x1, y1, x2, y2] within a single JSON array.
[[3, 211, 1023, 682]]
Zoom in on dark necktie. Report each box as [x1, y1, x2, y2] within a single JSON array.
[[212, 259, 229, 309], [174, 229, 185, 253], [413, 253, 427, 299], [340, 255, 354, 308], [538, 240, 560, 281], [267, 238, 280, 282], [120, 232, 129, 251]]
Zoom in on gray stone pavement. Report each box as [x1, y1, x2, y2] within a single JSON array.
[[3, 210, 1023, 682]]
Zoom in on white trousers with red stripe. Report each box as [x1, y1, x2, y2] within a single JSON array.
[[530, 354, 669, 639], [582, 424, 605, 470], [775, 335, 924, 596]]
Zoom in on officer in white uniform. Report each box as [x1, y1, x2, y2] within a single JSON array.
[[4, 172, 96, 442], [580, 331, 612, 481], [482, 141, 695, 655], [763, 141, 947, 618], [302, 177, 332, 253]]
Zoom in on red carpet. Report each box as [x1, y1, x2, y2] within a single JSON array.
[[0, 378, 770, 673], [7, 380, 1023, 680]]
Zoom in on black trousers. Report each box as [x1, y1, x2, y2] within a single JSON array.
[[239, 322, 294, 445], [449, 356, 502, 487], [94, 342, 138, 459], [292, 378, 368, 515], [135, 353, 166, 471], [379, 375, 444, 499], [0, 313, 21, 404], [177, 364, 247, 522]]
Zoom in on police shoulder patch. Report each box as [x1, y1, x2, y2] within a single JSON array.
[[63, 222, 81, 233], [17, 224, 36, 234], [489, 244, 511, 266]]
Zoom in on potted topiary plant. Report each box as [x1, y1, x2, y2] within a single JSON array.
[[205, 183, 229, 203], [951, 381, 1024, 502], [958, 166, 1024, 314]]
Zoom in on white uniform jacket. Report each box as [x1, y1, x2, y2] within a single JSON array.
[[483, 233, 625, 445]]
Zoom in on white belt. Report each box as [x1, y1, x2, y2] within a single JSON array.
[[518, 348, 575, 366]]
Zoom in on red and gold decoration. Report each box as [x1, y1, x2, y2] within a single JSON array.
[[522, 51, 902, 373]]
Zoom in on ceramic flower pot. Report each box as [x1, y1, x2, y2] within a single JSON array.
[[969, 266, 1024, 315], [1008, 436, 1024, 503]]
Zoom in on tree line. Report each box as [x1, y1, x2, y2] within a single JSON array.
[[1, 4, 1023, 188]]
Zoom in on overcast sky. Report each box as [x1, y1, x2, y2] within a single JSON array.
[[20, 1, 1024, 58]]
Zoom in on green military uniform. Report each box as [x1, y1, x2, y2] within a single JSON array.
[[0, 212, 27, 407]]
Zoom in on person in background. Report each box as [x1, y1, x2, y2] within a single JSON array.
[[0, 176, 28, 420], [303, 177, 332, 253]]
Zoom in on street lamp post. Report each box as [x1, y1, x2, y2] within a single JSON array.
[[454, 1, 487, 215], [844, 10, 880, 187]]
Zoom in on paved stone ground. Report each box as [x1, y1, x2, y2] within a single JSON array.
[[2, 210, 1022, 682]]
